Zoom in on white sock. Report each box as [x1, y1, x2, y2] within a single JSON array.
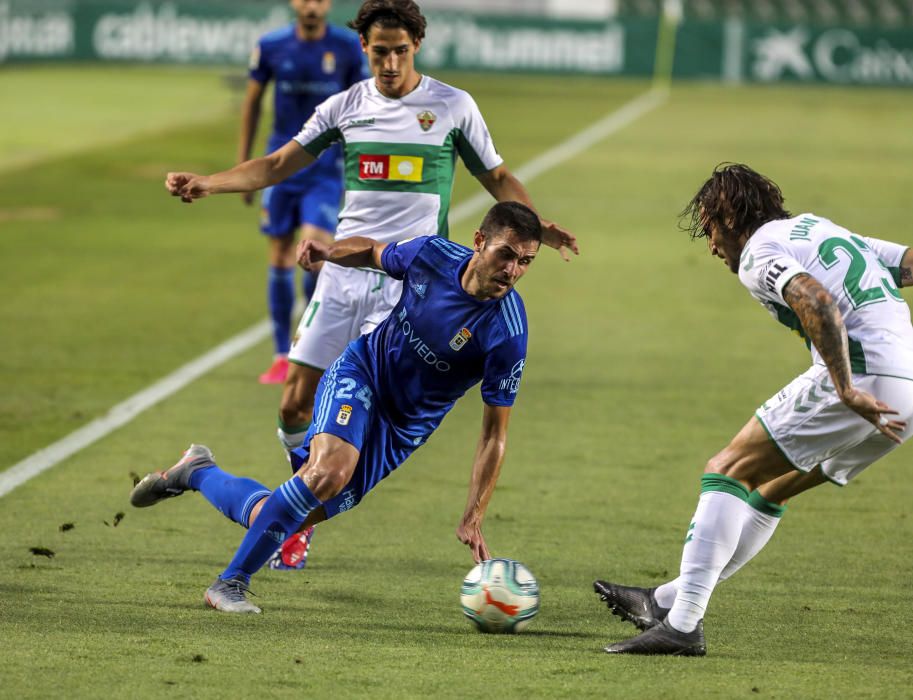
[[667, 487, 750, 633], [277, 425, 308, 452], [653, 492, 784, 606], [654, 579, 678, 609], [719, 499, 782, 581]]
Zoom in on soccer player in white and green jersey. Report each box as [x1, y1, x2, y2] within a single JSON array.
[[596, 164, 913, 656], [165, 0, 576, 461]]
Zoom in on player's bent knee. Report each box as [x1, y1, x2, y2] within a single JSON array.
[[298, 465, 351, 502]]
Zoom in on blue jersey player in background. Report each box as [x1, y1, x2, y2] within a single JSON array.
[[239, 0, 367, 385], [130, 202, 542, 613]]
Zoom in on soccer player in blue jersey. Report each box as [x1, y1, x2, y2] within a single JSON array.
[[130, 202, 541, 613], [239, 0, 367, 385]]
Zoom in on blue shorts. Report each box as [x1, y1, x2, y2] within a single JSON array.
[[260, 178, 342, 237], [289, 351, 424, 518]]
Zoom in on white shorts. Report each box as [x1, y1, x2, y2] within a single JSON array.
[[755, 365, 913, 485], [288, 262, 402, 371]]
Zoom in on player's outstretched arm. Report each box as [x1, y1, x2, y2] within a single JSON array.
[[474, 166, 579, 261], [457, 404, 512, 563], [297, 236, 388, 271], [783, 273, 906, 443], [164, 140, 315, 203]]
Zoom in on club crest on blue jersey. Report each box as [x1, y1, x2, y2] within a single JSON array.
[[449, 328, 472, 351], [336, 404, 353, 425], [322, 51, 336, 74], [410, 280, 427, 298]]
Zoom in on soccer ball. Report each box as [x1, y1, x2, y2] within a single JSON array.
[[460, 558, 540, 633]]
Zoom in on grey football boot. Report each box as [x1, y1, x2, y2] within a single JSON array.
[[130, 444, 215, 507], [593, 580, 670, 630], [603, 618, 706, 656], [204, 576, 261, 614]]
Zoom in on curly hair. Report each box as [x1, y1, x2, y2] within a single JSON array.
[[680, 163, 791, 240], [348, 0, 427, 42]]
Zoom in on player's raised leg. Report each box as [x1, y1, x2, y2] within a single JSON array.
[[604, 415, 795, 656], [130, 445, 280, 530], [594, 482, 798, 630]]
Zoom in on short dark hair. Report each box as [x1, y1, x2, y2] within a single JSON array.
[[479, 201, 542, 245], [348, 0, 427, 42], [680, 163, 791, 241]]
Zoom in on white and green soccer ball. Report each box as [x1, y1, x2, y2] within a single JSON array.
[[460, 558, 540, 633]]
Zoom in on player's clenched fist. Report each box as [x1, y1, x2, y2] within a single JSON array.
[[165, 172, 211, 203], [296, 238, 329, 270]]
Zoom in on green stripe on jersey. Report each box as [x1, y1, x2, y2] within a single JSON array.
[[454, 129, 490, 176], [343, 138, 457, 195], [848, 337, 867, 374], [302, 127, 343, 157]]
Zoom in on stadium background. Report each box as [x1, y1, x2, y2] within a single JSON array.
[[1, 1, 912, 697]]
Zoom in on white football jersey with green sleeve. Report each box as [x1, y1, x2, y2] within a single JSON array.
[[738, 213, 913, 378], [293, 76, 502, 243]]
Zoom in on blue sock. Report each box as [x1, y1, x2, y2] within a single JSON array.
[[190, 466, 271, 527], [220, 476, 321, 583], [302, 269, 318, 301], [268, 266, 295, 355]]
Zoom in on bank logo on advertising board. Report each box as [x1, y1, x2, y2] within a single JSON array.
[[751, 25, 913, 85]]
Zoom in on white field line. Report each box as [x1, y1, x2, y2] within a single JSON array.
[[0, 86, 668, 500]]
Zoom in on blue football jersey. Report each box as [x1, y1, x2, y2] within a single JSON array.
[[249, 24, 367, 185], [348, 236, 529, 440]]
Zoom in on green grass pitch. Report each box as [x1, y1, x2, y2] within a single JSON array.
[[1, 66, 912, 698]]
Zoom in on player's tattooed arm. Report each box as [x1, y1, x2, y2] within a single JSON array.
[[784, 270, 907, 444], [783, 273, 853, 395], [899, 248, 913, 287]]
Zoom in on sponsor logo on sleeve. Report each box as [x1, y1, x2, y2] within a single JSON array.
[[763, 262, 790, 294], [359, 154, 424, 182], [498, 358, 525, 394]]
